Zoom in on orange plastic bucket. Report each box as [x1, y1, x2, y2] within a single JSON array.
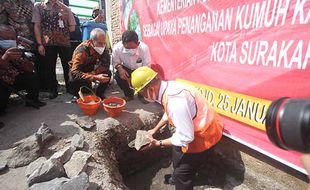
[[77, 86, 101, 116], [102, 97, 126, 117]]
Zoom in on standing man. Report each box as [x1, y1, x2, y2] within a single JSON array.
[[112, 30, 151, 101], [0, 0, 34, 41], [131, 67, 224, 190], [32, 0, 76, 99], [69, 28, 111, 100]]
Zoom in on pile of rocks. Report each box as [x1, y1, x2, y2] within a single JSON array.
[[26, 134, 91, 189]]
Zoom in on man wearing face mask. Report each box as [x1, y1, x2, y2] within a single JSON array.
[[131, 66, 224, 190], [69, 28, 111, 100], [112, 30, 151, 101]]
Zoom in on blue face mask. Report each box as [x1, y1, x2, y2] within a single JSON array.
[[0, 40, 16, 49]]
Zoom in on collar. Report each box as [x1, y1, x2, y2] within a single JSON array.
[[157, 81, 168, 104]]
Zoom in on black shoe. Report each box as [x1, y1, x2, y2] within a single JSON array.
[[26, 99, 46, 109], [69, 96, 78, 103], [164, 174, 175, 185], [48, 91, 58, 99]]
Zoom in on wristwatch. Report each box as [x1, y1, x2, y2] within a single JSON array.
[[159, 140, 164, 148]]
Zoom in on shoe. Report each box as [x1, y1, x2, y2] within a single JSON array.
[[69, 96, 78, 103], [164, 174, 175, 185], [26, 99, 46, 109], [48, 91, 58, 99]]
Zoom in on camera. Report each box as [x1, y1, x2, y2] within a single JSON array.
[[17, 36, 36, 61], [265, 97, 310, 153]]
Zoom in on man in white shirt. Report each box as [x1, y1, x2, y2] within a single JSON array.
[[112, 30, 151, 101], [131, 67, 223, 190]]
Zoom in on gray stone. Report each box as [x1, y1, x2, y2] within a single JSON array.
[[75, 116, 96, 130], [50, 146, 75, 164], [29, 177, 69, 190], [0, 160, 7, 171], [71, 134, 84, 150], [26, 157, 47, 177], [133, 130, 151, 151], [27, 159, 65, 186], [36, 123, 54, 145], [7, 135, 41, 168], [64, 151, 91, 178], [57, 172, 89, 190]]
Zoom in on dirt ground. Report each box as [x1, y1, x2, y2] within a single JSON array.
[[0, 82, 308, 190]]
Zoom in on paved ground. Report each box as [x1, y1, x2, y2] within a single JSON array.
[[0, 78, 308, 190]]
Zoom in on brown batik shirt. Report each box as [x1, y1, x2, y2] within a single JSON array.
[[32, 0, 75, 47], [0, 0, 34, 40], [70, 40, 110, 81]]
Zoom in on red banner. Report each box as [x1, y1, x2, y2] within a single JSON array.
[[120, 0, 310, 173]]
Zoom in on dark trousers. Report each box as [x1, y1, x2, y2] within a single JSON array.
[[37, 46, 71, 92], [0, 72, 39, 112], [172, 146, 211, 190], [115, 66, 134, 98], [69, 70, 111, 99]]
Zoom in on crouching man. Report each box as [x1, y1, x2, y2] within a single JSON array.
[[69, 28, 111, 100], [0, 47, 46, 114]]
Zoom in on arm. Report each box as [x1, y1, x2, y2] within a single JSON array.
[[68, 9, 76, 32], [112, 47, 129, 80], [148, 113, 168, 136], [143, 94, 195, 150], [142, 44, 151, 67], [71, 50, 97, 81], [32, 4, 45, 56]]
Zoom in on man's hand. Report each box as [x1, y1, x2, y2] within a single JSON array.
[[140, 135, 160, 151], [38, 45, 45, 56], [95, 73, 110, 83], [1, 47, 22, 62], [118, 67, 129, 81], [147, 128, 157, 137]]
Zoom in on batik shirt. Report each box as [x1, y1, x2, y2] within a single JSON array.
[[32, 0, 75, 47], [70, 40, 110, 81], [0, 0, 34, 40]]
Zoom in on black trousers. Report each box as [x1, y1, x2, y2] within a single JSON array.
[[37, 46, 71, 92], [115, 66, 134, 98], [69, 70, 111, 99], [0, 72, 39, 112], [172, 146, 211, 190]]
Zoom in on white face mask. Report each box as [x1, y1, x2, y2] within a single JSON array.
[[144, 88, 157, 103], [125, 48, 137, 56], [0, 40, 16, 49], [94, 46, 105, 55]]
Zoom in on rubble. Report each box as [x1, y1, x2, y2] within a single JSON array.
[[50, 146, 76, 165], [0, 160, 7, 172], [7, 135, 41, 168], [131, 130, 151, 151], [36, 123, 54, 145], [63, 151, 91, 178], [58, 172, 89, 190], [26, 157, 47, 177], [29, 177, 69, 190], [27, 159, 65, 186], [71, 134, 84, 150], [75, 116, 96, 130]]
